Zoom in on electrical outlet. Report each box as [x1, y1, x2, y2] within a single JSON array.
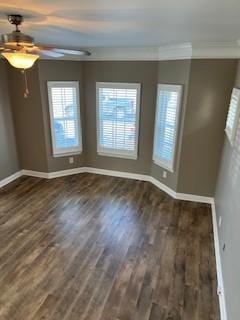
[[163, 171, 167, 179], [218, 216, 222, 228], [217, 286, 222, 296], [69, 157, 74, 164]]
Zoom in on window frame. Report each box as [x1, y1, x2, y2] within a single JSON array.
[[96, 82, 141, 160], [153, 84, 183, 172], [47, 81, 82, 157], [225, 87, 240, 146]]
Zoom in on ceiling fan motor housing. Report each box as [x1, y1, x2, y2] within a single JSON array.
[[1, 15, 34, 48], [8, 14, 24, 26], [0, 13, 90, 56], [1, 32, 34, 47]]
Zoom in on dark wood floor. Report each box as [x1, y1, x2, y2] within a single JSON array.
[[0, 173, 220, 320]]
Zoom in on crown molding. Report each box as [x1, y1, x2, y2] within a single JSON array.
[[191, 43, 240, 59], [82, 42, 240, 60], [1, 42, 240, 62], [40, 42, 240, 61], [157, 43, 192, 60], [60, 46, 160, 61]]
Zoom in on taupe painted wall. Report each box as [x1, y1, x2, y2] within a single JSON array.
[[151, 60, 191, 191], [83, 61, 158, 174], [0, 61, 19, 180], [38, 60, 85, 172], [215, 60, 240, 320], [178, 59, 237, 196], [8, 63, 48, 172], [4, 59, 237, 199]]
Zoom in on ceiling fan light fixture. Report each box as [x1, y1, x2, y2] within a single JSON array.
[[2, 52, 39, 69]]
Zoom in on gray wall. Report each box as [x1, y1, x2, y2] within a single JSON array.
[[38, 60, 85, 172], [0, 61, 19, 180], [83, 61, 158, 174], [151, 60, 191, 191], [8, 63, 48, 172], [178, 59, 237, 196], [214, 60, 240, 320], [4, 59, 237, 199]]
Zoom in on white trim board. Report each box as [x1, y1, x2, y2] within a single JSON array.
[[40, 42, 240, 61], [211, 202, 228, 320], [1, 167, 213, 204], [22, 168, 85, 179], [19, 167, 213, 204], [0, 171, 23, 188]]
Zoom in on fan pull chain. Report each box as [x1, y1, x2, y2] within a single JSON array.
[[21, 69, 29, 98]]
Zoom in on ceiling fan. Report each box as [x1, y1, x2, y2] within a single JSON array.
[[0, 14, 91, 97], [0, 14, 91, 69]]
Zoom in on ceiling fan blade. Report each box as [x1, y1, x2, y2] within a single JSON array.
[[39, 50, 65, 58], [27, 48, 64, 58], [35, 44, 90, 56], [52, 48, 91, 56], [0, 46, 13, 52], [0, 43, 6, 51]]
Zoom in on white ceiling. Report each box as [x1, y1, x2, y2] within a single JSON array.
[[0, 0, 240, 49]]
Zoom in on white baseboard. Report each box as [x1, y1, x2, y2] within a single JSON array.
[[0, 170, 23, 188], [48, 167, 86, 178], [84, 168, 214, 203], [22, 167, 86, 179], [84, 167, 150, 182], [175, 192, 214, 204], [22, 170, 49, 179], [2, 167, 213, 204], [211, 201, 227, 320], [148, 176, 176, 199]]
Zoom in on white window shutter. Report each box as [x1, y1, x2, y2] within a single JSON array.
[[96, 82, 141, 159], [225, 88, 240, 145], [47, 81, 82, 156], [153, 84, 183, 172]]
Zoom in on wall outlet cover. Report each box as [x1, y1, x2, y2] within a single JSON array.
[[163, 171, 167, 179], [218, 216, 222, 228]]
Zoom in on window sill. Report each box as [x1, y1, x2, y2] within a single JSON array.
[[53, 151, 82, 158], [97, 151, 137, 160], [153, 159, 174, 173], [224, 128, 235, 147]]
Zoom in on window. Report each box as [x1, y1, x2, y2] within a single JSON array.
[[153, 84, 183, 172], [47, 81, 82, 157], [225, 88, 240, 145], [96, 82, 141, 159]]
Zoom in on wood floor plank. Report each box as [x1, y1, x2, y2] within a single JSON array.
[[0, 173, 220, 320]]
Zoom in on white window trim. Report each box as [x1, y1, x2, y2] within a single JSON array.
[[153, 84, 183, 172], [47, 81, 82, 157], [225, 87, 240, 146], [96, 82, 141, 160]]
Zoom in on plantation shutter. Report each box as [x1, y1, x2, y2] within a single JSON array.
[[225, 88, 240, 145], [48, 81, 82, 156], [153, 84, 182, 171], [96, 82, 141, 159]]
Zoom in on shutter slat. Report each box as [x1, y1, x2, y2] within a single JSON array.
[[97, 83, 140, 158], [48, 82, 82, 155], [225, 88, 240, 144], [153, 84, 182, 171]]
